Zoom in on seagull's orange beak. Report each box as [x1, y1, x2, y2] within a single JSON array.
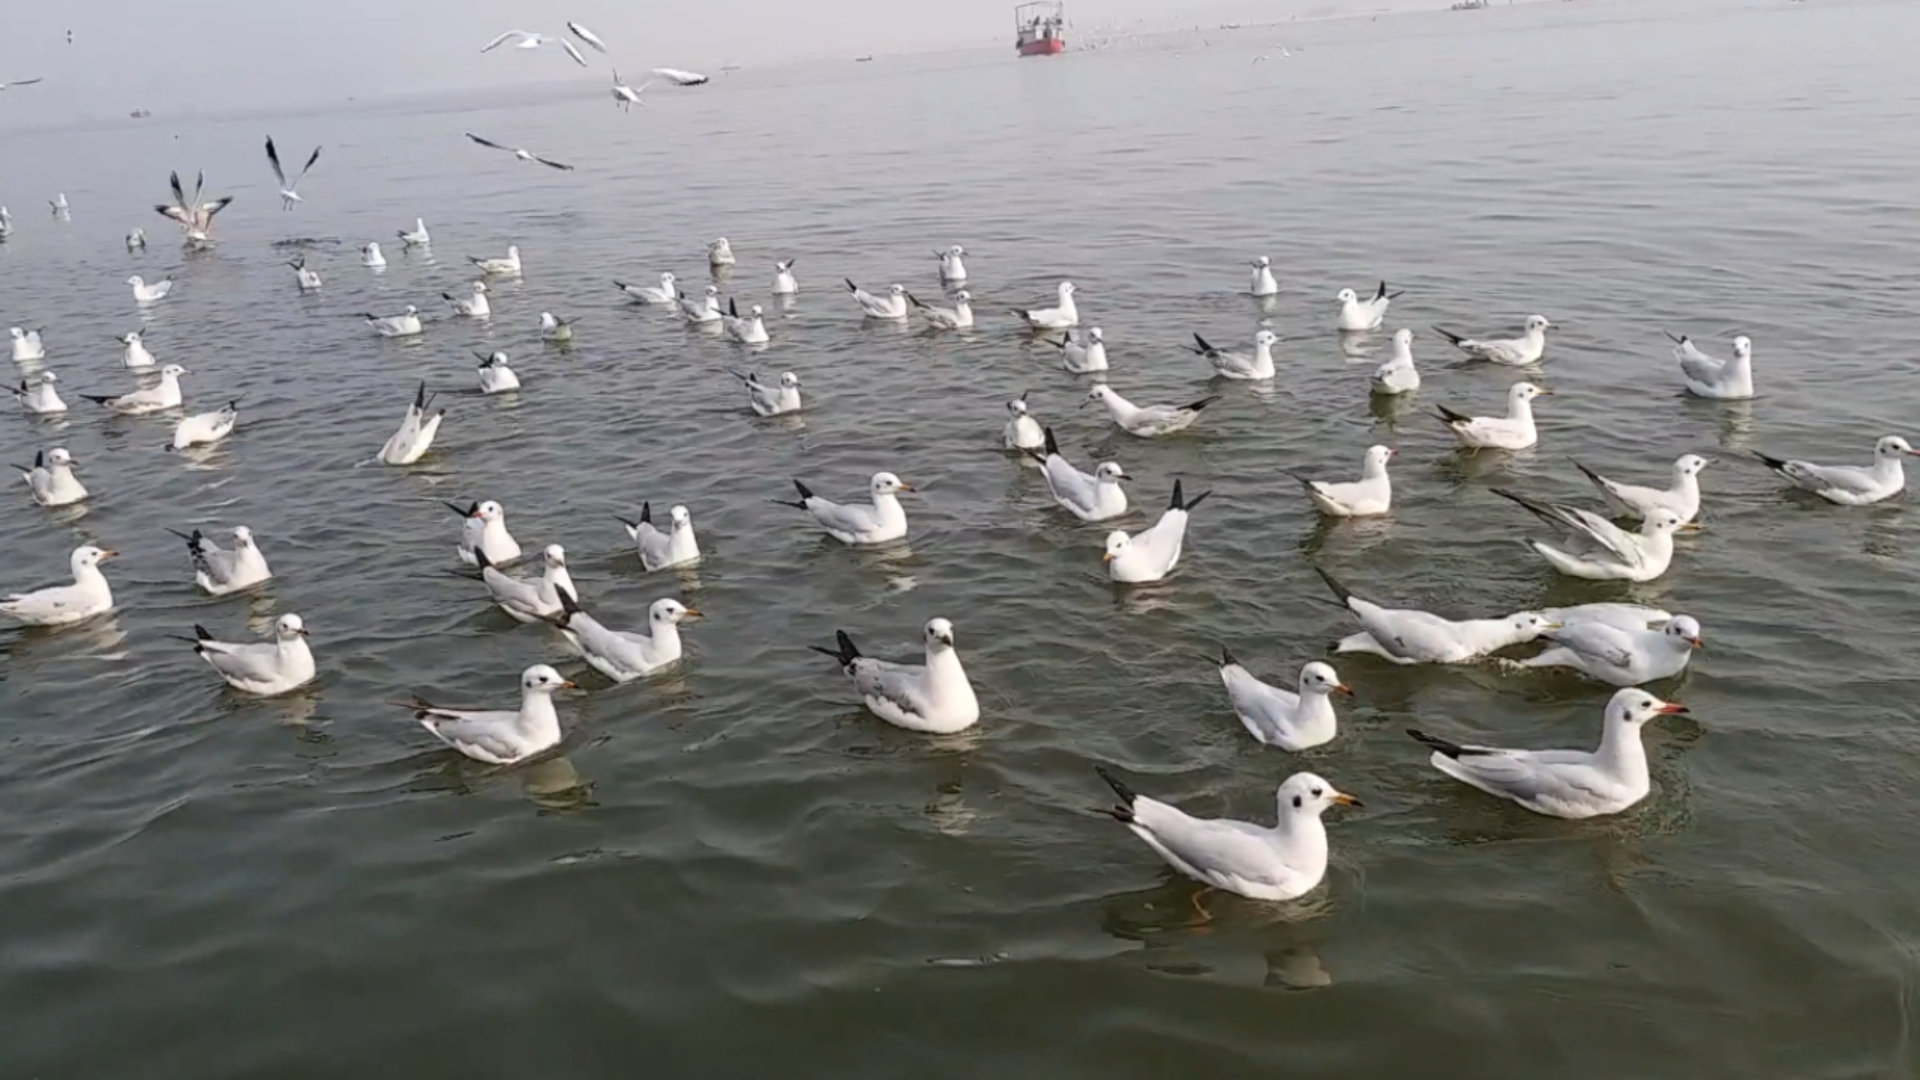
[[1330, 791, 1362, 807], [1333, 683, 1354, 697], [1656, 701, 1689, 715], [560, 680, 579, 690]]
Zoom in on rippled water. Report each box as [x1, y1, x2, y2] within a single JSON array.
[[5, 0, 1920, 1075]]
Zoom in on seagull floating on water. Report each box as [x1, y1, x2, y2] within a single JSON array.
[[539, 312, 573, 343], [546, 589, 701, 682], [1291, 445, 1394, 518], [50, 193, 69, 218], [1084, 384, 1221, 438], [128, 275, 172, 303], [1049, 327, 1107, 373], [290, 255, 322, 290], [1370, 329, 1420, 395], [1520, 615, 1703, 686], [1668, 332, 1754, 400], [361, 242, 386, 268], [708, 237, 736, 268], [846, 279, 908, 320], [394, 664, 574, 766], [1, 545, 116, 626], [444, 281, 491, 318], [465, 133, 574, 171], [468, 245, 521, 275], [380, 382, 443, 464], [1434, 381, 1549, 450], [1492, 488, 1689, 583], [364, 305, 423, 338], [730, 369, 803, 416], [398, 218, 430, 246], [936, 245, 968, 282], [1188, 329, 1276, 380], [169, 400, 239, 450], [1002, 391, 1044, 451], [1249, 255, 1278, 297], [619, 502, 702, 571], [18, 448, 88, 507], [616, 272, 677, 304], [126, 228, 146, 251], [471, 544, 571, 623], [1574, 454, 1710, 524], [1028, 427, 1130, 522], [474, 350, 519, 393], [678, 285, 722, 324], [723, 298, 770, 343], [13, 371, 66, 414], [263, 136, 320, 210], [174, 614, 314, 696], [10, 326, 45, 362], [908, 289, 972, 329], [1316, 566, 1557, 665], [812, 619, 980, 734], [1433, 315, 1552, 366], [1012, 281, 1078, 330], [81, 363, 187, 414], [1336, 281, 1402, 332], [448, 499, 523, 566], [1105, 480, 1209, 584], [778, 472, 914, 545], [1215, 651, 1351, 751], [169, 525, 271, 594], [772, 258, 799, 294], [1754, 435, 1916, 506]]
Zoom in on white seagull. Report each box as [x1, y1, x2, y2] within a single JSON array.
[[361, 242, 386, 268], [175, 614, 314, 696], [1574, 454, 1710, 524], [1755, 435, 1917, 506], [936, 245, 968, 282], [1434, 381, 1549, 450], [619, 502, 702, 571], [1370, 329, 1421, 395], [395, 665, 575, 766], [128, 275, 173, 303], [81, 363, 187, 414], [263, 136, 320, 210], [443, 281, 491, 318], [289, 255, 323, 290], [540, 312, 573, 342], [1521, 615, 1703, 686], [468, 245, 521, 275], [364, 305, 424, 338], [18, 448, 88, 506], [10, 326, 46, 361], [50, 193, 69, 217], [1084, 384, 1222, 438], [1, 545, 116, 626], [1095, 767, 1359, 901], [479, 30, 587, 67], [1049, 327, 1107, 373], [1027, 427, 1130, 522], [1668, 332, 1754, 400], [168, 525, 271, 594], [610, 70, 653, 111], [731, 369, 803, 416], [1001, 391, 1045, 452], [1188, 329, 1277, 380], [1012, 281, 1079, 330], [380, 382, 444, 465], [474, 350, 519, 394], [811, 619, 981, 734], [678, 285, 722, 324], [908, 289, 973, 329], [615, 272, 677, 304], [723, 298, 771, 343], [126, 227, 146, 251], [118, 330, 156, 369], [567, 21, 609, 52], [13, 371, 66, 414], [153, 170, 233, 236], [1316, 566, 1557, 665], [651, 68, 711, 86], [465, 133, 575, 171], [1216, 651, 1351, 751], [708, 237, 736, 267], [1433, 315, 1552, 366], [1105, 480, 1209, 584], [1335, 281, 1402, 332], [398, 218, 431, 246], [778, 472, 914, 545], [1291, 445, 1393, 518], [471, 544, 572, 624], [547, 589, 700, 683], [1249, 255, 1278, 297], [846, 279, 909, 320], [1409, 689, 1687, 819], [169, 400, 239, 450], [0, 206, 12, 239], [772, 258, 799, 294], [447, 499, 523, 566], [1493, 488, 1689, 583]]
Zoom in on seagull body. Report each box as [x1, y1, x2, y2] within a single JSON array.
[[177, 614, 313, 695], [1336, 281, 1401, 332], [708, 237, 736, 267], [126, 228, 146, 251], [1669, 332, 1754, 400], [1370, 328, 1421, 395], [479, 30, 587, 67], [14, 371, 66, 414], [264, 137, 320, 210], [620, 502, 702, 571], [10, 327, 46, 361], [82, 363, 187, 414], [652, 68, 711, 86], [468, 245, 521, 275], [1, 545, 115, 626], [1409, 689, 1686, 818], [678, 285, 722, 324], [566, 21, 609, 53], [289, 256, 322, 290], [1085, 384, 1221, 438], [1318, 567, 1556, 665], [812, 619, 980, 734], [0, 206, 12, 239], [474, 350, 519, 394], [1105, 480, 1209, 583], [1028, 427, 1129, 522], [1002, 393, 1045, 452], [153, 170, 232, 235], [1051, 327, 1107, 373], [779, 472, 913, 545], [539, 312, 573, 343], [364, 305, 424, 338], [1095, 768, 1359, 901], [1433, 315, 1552, 366], [119, 331, 156, 369], [361, 242, 386, 268], [1013, 281, 1079, 330], [380, 382, 443, 465], [937, 245, 968, 282], [1755, 435, 1916, 506], [1575, 454, 1709, 524], [473, 544, 572, 623], [465, 133, 574, 170], [846, 279, 908, 320], [20, 448, 87, 506], [0, 77, 46, 91], [444, 281, 491, 317], [1249, 255, 1278, 297], [170, 525, 271, 594], [1189, 329, 1277, 380], [128, 275, 172, 303], [449, 499, 522, 566], [772, 259, 799, 294], [50, 193, 69, 216], [397, 665, 574, 766], [610, 70, 653, 110], [170, 400, 238, 450], [398, 218, 431, 246], [732, 369, 802, 416], [723, 298, 771, 343], [908, 289, 973, 329], [1522, 616, 1703, 686], [1292, 445, 1393, 518], [1434, 381, 1548, 450], [549, 590, 698, 682], [616, 272, 677, 304], [1540, 603, 1675, 634], [1494, 488, 1687, 582], [1217, 653, 1350, 751]]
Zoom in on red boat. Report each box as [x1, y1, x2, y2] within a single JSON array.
[[1015, 2, 1065, 56]]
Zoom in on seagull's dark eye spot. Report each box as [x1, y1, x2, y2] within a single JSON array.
[[1292, 795, 1303, 808], [1311, 787, 1324, 797]]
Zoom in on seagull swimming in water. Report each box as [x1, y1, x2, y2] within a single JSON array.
[[394, 664, 575, 766], [1012, 281, 1079, 330], [128, 275, 172, 303], [10, 326, 45, 362], [174, 614, 314, 696], [846, 279, 909, 320], [772, 258, 799, 295], [13, 371, 66, 414], [361, 242, 386, 268], [465, 134, 574, 171], [263, 136, 320, 210], [1336, 281, 1402, 332], [289, 255, 322, 291], [398, 218, 431, 246], [1433, 315, 1553, 367], [380, 382, 443, 465]]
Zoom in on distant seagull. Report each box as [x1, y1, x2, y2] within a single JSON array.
[[678, 285, 722, 324], [1371, 329, 1420, 395], [81, 363, 188, 415], [1667, 331, 1754, 400], [1012, 281, 1079, 330], [128, 275, 173, 303], [398, 218, 431, 246], [466, 133, 574, 171], [908, 289, 973, 329], [1336, 281, 1402, 332], [615, 272, 677, 304], [469, 245, 521, 275], [263, 136, 320, 210], [723, 298, 770, 344], [708, 237, 736, 267], [50, 193, 69, 217], [13, 371, 66, 414], [443, 280, 491, 318], [480, 30, 587, 67], [361, 241, 386, 268], [10, 327, 45, 362], [540, 312, 574, 343], [611, 71, 653, 111], [126, 227, 146, 251], [566, 21, 609, 53], [380, 382, 443, 464], [652, 67, 710, 86], [730, 369, 803, 416], [772, 258, 799, 295], [936, 245, 968, 282], [0, 206, 11, 239], [846, 279, 908, 320], [289, 255, 323, 291], [364, 305, 424, 338], [118, 330, 155, 369], [154, 170, 233, 235], [168, 400, 239, 451], [474, 350, 520, 394], [0, 77, 45, 91], [1249, 255, 1277, 296], [1433, 315, 1553, 366]]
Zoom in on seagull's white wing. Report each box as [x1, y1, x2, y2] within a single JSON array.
[[1128, 799, 1296, 885], [480, 30, 525, 53], [199, 640, 284, 683], [806, 497, 881, 535], [1539, 623, 1636, 670], [560, 39, 587, 67]]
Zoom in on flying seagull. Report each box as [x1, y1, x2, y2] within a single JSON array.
[[264, 137, 320, 210], [651, 67, 710, 86], [464, 133, 574, 171], [479, 30, 587, 67], [566, 21, 609, 53], [611, 71, 654, 111], [0, 77, 45, 91], [154, 170, 233, 235]]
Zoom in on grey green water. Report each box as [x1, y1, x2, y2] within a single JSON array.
[[4, 0, 1920, 1075]]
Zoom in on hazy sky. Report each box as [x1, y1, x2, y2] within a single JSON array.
[[0, 0, 1438, 124]]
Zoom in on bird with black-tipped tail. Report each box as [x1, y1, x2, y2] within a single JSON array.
[[289, 255, 322, 291], [1188, 329, 1276, 380], [18, 448, 87, 507], [1315, 565, 1558, 664], [810, 619, 979, 734], [443, 280, 491, 317], [1335, 281, 1402, 332], [545, 588, 699, 682], [380, 382, 443, 465], [1084, 384, 1221, 438], [616, 272, 677, 304], [174, 614, 314, 695], [1433, 381, 1548, 450], [908, 289, 972, 329], [169, 525, 271, 594], [1001, 391, 1045, 452], [364, 306, 423, 338], [1214, 650, 1351, 751], [1093, 766, 1359, 901], [1574, 454, 1709, 523], [1012, 281, 1078, 330], [730, 368, 803, 416], [468, 544, 571, 623], [80, 363, 187, 414], [1291, 445, 1393, 518], [936, 245, 968, 283], [776, 473, 913, 545], [1754, 435, 1915, 506], [392, 665, 574, 765], [474, 350, 519, 394], [846, 279, 908, 320], [1104, 480, 1208, 583], [540, 312, 573, 343], [722, 297, 770, 343], [398, 218, 430, 246], [618, 502, 702, 571], [13, 371, 66, 414], [1432, 315, 1551, 366], [1668, 331, 1753, 399], [1492, 488, 1689, 582], [1049, 326, 1107, 374], [772, 258, 799, 295], [678, 284, 722, 324], [1028, 427, 1130, 522], [169, 400, 239, 450], [447, 499, 522, 566]]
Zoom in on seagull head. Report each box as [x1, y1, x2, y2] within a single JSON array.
[[8, 327, 23, 340], [1665, 615, 1703, 649], [127, 276, 144, 287], [778, 371, 800, 389], [73, 545, 117, 571], [1252, 255, 1271, 268], [1645, 508, 1693, 537], [1081, 385, 1114, 409], [887, 284, 905, 298], [1876, 435, 1918, 459], [1057, 281, 1076, 298], [1101, 530, 1130, 563], [948, 245, 966, 257], [1732, 335, 1753, 358], [233, 526, 256, 547], [871, 472, 914, 496], [1278, 772, 1361, 817], [159, 363, 190, 378], [1511, 381, 1548, 403], [953, 290, 972, 305], [1298, 661, 1353, 698], [651, 598, 701, 625], [1525, 315, 1553, 334], [1335, 287, 1358, 305], [540, 312, 559, 328], [1609, 687, 1687, 729], [661, 271, 676, 285], [276, 614, 309, 639], [542, 544, 567, 569], [521, 664, 577, 694], [47, 447, 75, 467], [1255, 329, 1278, 347], [474, 500, 505, 522], [1509, 612, 1559, 640], [39, 371, 58, 385], [1088, 327, 1104, 342], [1364, 445, 1395, 472], [669, 504, 693, 531], [923, 618, 957, 650], [1094, 461, 1129, 484], [1674, 453, 1712, 477], [1006, 394, 1030, 418]]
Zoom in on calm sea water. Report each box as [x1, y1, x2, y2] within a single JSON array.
[[5, 0, 1920, 1075]]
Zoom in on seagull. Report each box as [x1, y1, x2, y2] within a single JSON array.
[[1249, 255, 1278, 297], [444, 281, 492, 318], [1539, 603, 1676, 634], [1433, 381, 1549, 450], [363, 305, 423, 338], [18, 448, 87, 506], [479, 30, 587, 67], [126, 227, 146, 251], [168, 400, 239, 450], [9, 326, 45, 361], [709, 237, 736, 268], [566, 21, 610, 53], [723, 298, 771, 343], [1084, 384, 1221, 438], [118, 330, 156, 368], [81, 363, 187, 414], [1370, 329, 1420, 395], [1492, 488, 1689, 582], [730, 369, 802, 416], [610, 70, 653, 111], [397, 218, 431, 246], [651, 67, 711, 85], [1, 545, 116, 626], [1105, 481, 1209, 584], [470, 544, 571, 623], [618, 503, 702, 571], [908, 289, 973, 329], [777, 472, 914, 545], [474, 350, 519, 394], [13, 371, 66, 414], [465, 133, 574, 171], [1668, 332, 1754, 400], [168, 525, 271, 594], [1049, 327, 1107, 373], [0, 206, 11, 239], [1755, 435, 1917, 506], [1214, 651, 1352, 751], [447, 499, 522, 566], [615, 272, 677, 304], [361, 242, 386, 268], [1188, 329, 1277, 380], [678, 285, 722, 324], [1094, 766, 1359, 901], [1026, 427, 1130, 522], [846, 279, 908, 320], [546, 589, 700, 683], [811, 619, 980, 734], [1315, 566, 1558, 665], [1291, 445, 1394, 518], [1409, 689, 1687, 819], [174, 614, 314, 696], [1520, 615, 1703, 686], [153, 170, 233, 235], [1432, 315, 1552, 366], [263, 136, 320, 210], [50, 193, 69, 217], [0, 77, 45, 90], [772, 258, 799, 294], [380, 382, 444, 465], [1335, 281, 1402, 332], [468, 245, 521, 276], [936, 245, 968, 282], [394, 665, 575, 766], [289, 255, 323, 290], [1574, 454, 1710, 523], [128, 275, 172, 303], [1002, 391, 1045, 452], [540, 312, 574, 343], [1012, 281, 1079, 330]]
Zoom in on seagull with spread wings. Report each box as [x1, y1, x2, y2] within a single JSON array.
[[479, 30, 587, 67], [465, 133, 574, 171], [264, 137, 320, 210], [154, 170, 233, 235]]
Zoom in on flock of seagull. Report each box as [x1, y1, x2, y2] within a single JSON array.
[[5, 57, 1916, 913]]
